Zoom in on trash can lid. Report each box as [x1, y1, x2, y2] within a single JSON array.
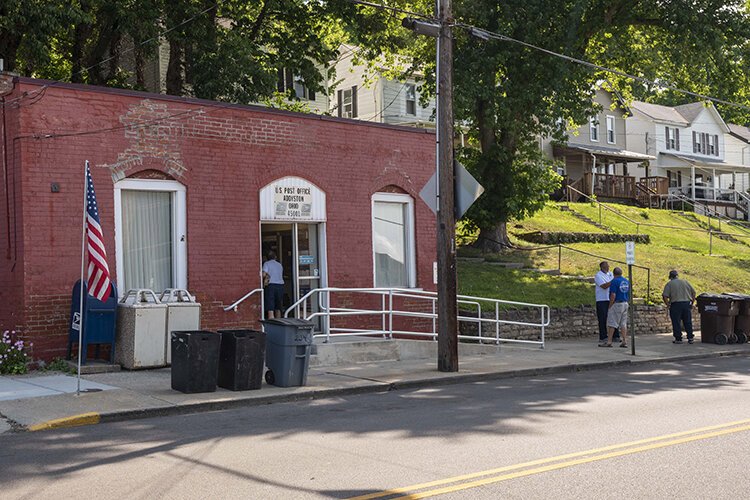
[[724, 293, 750, 301], [697, 293, 735, 301], [261, 318, 314, 328]]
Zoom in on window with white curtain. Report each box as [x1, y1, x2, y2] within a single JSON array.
[[114, 179, 187, 295], [372, 193, 416, 288]]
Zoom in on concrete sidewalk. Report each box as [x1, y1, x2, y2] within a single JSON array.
[[1, 333, 748, 433]]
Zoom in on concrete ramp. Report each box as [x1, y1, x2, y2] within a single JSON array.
[[311, 338, 502, 367]]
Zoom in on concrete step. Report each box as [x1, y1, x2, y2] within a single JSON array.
[[310, 338, 502, 367]]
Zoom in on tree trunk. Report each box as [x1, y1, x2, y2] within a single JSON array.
[[476, 222, 510, 253], [166, 39, 184, 95], [134, 44, 145, 89]]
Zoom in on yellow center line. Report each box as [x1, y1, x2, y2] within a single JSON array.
[[398, 423, 750, 499], [348, 418, 750, 500]]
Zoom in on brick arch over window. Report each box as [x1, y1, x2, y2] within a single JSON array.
[[369, 168, 418, 198], [374, 184, 408, 195], [127, 169, 176, 181]]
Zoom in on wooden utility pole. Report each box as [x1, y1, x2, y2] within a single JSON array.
[[436, 0, 458, 372]]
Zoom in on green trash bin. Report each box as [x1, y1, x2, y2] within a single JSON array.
[[261, 318, 314, 387]]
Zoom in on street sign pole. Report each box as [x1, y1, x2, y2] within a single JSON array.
[[628, 263, 635, 356], [626, 241, 635, 356]]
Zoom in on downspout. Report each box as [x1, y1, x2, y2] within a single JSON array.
[[2, 95, 10, 260], [590, 153, 597, 196]]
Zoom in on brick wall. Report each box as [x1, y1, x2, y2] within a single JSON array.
[[5, 78, 437, 360], [0, 80, 26, 341]]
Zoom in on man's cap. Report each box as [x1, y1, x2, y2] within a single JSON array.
[[669, 270, 679, 279]]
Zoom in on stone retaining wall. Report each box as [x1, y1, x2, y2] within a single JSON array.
[[460, 304, 700, 341]]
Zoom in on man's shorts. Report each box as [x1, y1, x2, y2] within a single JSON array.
[[607, 302, 629, 330], [264, 284, 284, 312]]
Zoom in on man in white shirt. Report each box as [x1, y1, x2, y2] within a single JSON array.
[[595, 261, 620, 346], [262, 251, 285, 319]]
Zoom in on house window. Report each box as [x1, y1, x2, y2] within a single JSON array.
[[114, 179, 187, 295], [665, 127, 680, 150], [693, 131, 717, 155], [276, 68, 315, 101], [372, 193, 416, 288], [405, 84, 417, 116], [606, 116, 615, 144], [589, 117, 599, 142], [338, 86, 358, 118]]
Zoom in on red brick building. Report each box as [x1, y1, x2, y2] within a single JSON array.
[[0, 76, 437, 360]]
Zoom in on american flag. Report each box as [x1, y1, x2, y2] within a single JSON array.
[[85, 164, 111, 302]]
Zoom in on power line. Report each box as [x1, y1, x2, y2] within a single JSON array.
[[341, 2, 750, 115], [458, 24, 750, 114], [342, 0, 434, 20]]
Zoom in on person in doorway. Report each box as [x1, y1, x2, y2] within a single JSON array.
[[262, 251, 284, 319], [595, 261, 620, 347], [662, 270, 696, 344], [602, 267, 630, 348]]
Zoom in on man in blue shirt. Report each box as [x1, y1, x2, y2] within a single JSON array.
[[602, 267, 630, 348]]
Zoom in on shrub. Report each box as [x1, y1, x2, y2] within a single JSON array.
[[0, 330, 31, 375]]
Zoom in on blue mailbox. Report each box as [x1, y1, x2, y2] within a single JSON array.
[[67, 280, 118, 364]]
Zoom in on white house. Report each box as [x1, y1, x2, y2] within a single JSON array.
[[330, 45, 435, 127], [627, 100, 749, 217], [542, 88, 655, 202]]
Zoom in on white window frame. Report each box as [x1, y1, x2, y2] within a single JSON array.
[[606, 115, 615, 144], [589, 117, 599, 142], [371, 192, 417, 288], [405, 84, 417, 116], [113, 178, 187, 296], [343, 88, 354, 118]]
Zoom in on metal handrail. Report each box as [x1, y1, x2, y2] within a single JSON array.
[[223, 288, 263, 312], [284, 287, 550, 348], [567, 184, 750, 239]]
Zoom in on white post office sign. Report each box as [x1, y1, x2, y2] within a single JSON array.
[[260, 176, 326, 221]]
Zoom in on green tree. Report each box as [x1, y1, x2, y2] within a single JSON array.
[[3, 0, 346, 104], [347, 0, 750, 250]]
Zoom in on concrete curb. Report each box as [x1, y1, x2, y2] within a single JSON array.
[[20, 349, 748, 432]]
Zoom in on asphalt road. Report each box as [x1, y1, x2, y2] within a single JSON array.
[[2, 356, 749, 499]]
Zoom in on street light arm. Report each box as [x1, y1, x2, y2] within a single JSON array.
[[402, 17, 441, 38]]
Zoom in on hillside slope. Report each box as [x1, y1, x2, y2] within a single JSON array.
[[457, 202, 750, 307]]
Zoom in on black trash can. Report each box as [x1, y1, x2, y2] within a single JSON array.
[[696, 294, 739, 345], [262, 318, 314, 387], [725, 294, 750, 344], [216, 329, 266, 391], [171, 330, 221, 393]]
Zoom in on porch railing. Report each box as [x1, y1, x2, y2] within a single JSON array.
[[584, 172, 636, 199], [284, 287, 550, 348]]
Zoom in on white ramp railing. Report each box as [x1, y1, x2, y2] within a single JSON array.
[[284, 287, 550, 348]]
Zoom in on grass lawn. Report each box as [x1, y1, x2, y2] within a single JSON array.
[[457, 202, 750, 307], [457, 262, 592, 308]]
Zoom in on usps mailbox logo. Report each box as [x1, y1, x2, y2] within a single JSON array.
[[71, 312, 82, 331]]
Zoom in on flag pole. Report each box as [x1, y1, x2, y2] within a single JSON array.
[[77, 160, 89, 396]]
